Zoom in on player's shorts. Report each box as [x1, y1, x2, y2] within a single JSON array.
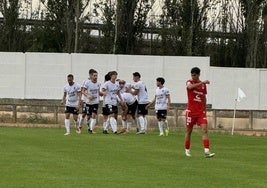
[[137, 103, 149, 115], [81, 102, 88, 114], [186, 110, 208, 128], [102, 106, 109, 116], [156, 110, 167, 120], [104, 104, 118, 115], [65, 106, 79, 115], [127, 100, 138, 116], [87, 104, 99, 116]]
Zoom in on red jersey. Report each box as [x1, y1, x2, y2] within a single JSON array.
[[186, 79, 207, 115]]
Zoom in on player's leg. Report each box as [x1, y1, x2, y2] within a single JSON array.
[[126, 114, 132, 133], [64, 106, 71, 135], [136, 104, 147, 134], [156, 110, 164, 136], [184, 126, 193, 156], [78, 102, 87, 131], [163, 119, 169, 136], [73, 107, 79, 133], [89, 104, 98, 134], [102, 106, 110, 134], [108, 105, 118, 134], [184, 111, 195, 156], [200, 123, 215, 158], [161, 110, 169, 136]]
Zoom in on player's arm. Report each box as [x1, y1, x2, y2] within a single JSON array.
[[75, 90, 82, 109], [146, 96, 156, 110], [102, 88, 107, 96], [61, 92, 67, 105], [167, 94, 171, 110], [126, 87, 139, 95], [82, 87, 93, 99], [187, 80, 210, 90], [204, 95, 207, 109], [99, 89, 104, 97], [117, 91, 125, 106]]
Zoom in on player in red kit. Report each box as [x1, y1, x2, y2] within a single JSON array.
[[184, 67, 215, 158]]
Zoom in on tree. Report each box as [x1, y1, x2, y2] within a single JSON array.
[[113, 0, 151, 54], [28, 0, 90, 53], [93, 0, 116, 53], [160, 0, 217, 56], [240, 0, 265, 67], [0, 0, 21, 51]]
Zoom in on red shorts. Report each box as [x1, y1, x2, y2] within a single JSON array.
[[186, 110, 208, 128]]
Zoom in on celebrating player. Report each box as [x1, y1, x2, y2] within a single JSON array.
[[146, 77, 171, 136], [82, 69, 102, 134], [102, 71, 125, 134], [128, 72, 150, 134], [61, 74, 81, 136]]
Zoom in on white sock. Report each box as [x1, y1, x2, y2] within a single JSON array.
[[158, 121, 163, 134], [109, 117, 117, 132], [126, 122, 132, 131], [87, 119, 91, 129], [90, 119, 96, 131], [65, 119, 70, 133], [144, 117, 148, 131], [103, 121, 107, 130], [204, 148, 210, 153], [104, 118, 110, 130], [134, 118, 139, 130], [164, 119, 169, 130], [138, 116, 145, 131], [78, 116, 84, 127], [74, 120, 78, 128], [122, 120, 127, 129]]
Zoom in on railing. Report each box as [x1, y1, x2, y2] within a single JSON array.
[[0, 99, 267, 131]]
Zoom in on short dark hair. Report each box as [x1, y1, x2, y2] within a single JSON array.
[[109, 71, 118, 76], [119, 80, 125, 84], [191, 67, 201, 74], [89, 69, 97, 74], [133, 72, 141, 78], [67, 74, 73, 79], [104, 73, 111, 81], [156, 77, 165, 85]]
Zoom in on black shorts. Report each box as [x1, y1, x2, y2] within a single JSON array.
[[65, 106, 79, 115], [137, 103, 149, 115], [87, 104, 99, 116], [102, 106, 109, 116], [156, 110, 167, 120], [127, 100, 138, 116], [104, 104, 118, 115]]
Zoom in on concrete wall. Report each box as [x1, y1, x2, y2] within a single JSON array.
[[0, 52, 267, 110], [0, 52, 209, 104]]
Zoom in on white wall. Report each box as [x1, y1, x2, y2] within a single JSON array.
[[210, 67, 267, 110], [0, 52, 25, 98], [1, 52, 266, 110]]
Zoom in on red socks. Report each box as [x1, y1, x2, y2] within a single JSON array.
[[203, 139, 210, 149], [185, 140, 190, 149]]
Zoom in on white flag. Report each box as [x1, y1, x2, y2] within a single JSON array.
[[237, 88, 246, 102]]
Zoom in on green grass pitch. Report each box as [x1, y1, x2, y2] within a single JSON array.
[[0, 126, 266, 188]]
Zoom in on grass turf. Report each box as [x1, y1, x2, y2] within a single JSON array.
[[0, 126, 266, 188]]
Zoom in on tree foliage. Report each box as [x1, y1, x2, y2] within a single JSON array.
[[0, 0, 267, 67]]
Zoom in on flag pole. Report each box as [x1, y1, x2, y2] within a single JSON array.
[[231, 99, 237, 135]]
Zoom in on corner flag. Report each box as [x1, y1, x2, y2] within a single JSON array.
[[232, 88, 246, 135]]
